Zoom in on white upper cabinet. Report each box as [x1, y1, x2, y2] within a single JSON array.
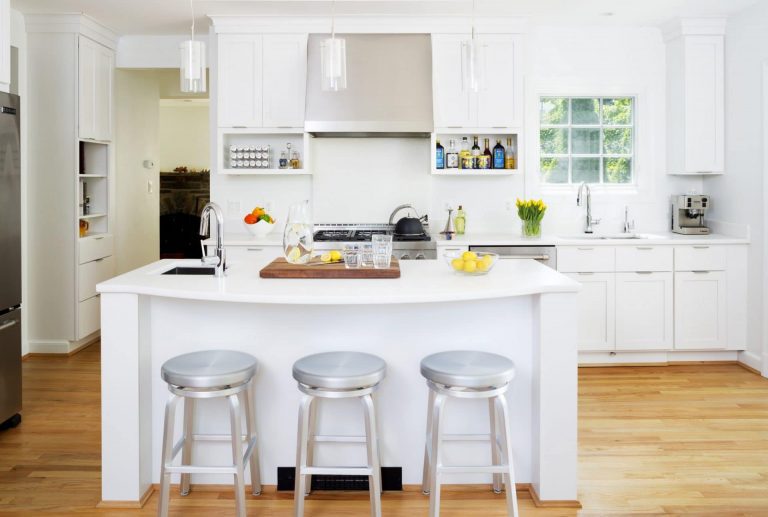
[[218, 35, 263, 128], [262, 34, 307, 128], [78, 36, 113, 141], [0, 0, 10, 91], [432, 33, 522, 129], [664, 19, 725, 174]]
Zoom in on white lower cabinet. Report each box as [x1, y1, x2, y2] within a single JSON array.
[[615, 272, 673, 351], [565, 272, 615, 351], [674, 271, 727, 349]]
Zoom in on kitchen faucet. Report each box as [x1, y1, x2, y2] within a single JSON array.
[[576, 182, 600, 234], [199, 202, 227, 277]]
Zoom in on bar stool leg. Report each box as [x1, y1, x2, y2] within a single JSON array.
[[180, 398, 195, 496], [421, 388, 436, 494], [362, 394, 382, 517], [294, 394, 313, 517], [488, 397, 502, 494], [228, 394, 247, 517], [495, 395, 519, 517], [158, 393, 181, 517], [304, 397, 317, 495], [243, 381, 262, 496], [428, 393, 446, 517]]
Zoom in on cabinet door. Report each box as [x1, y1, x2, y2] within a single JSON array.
[[78, 36, 97, 140], [431, 34, 474, 128], [615, 272, 673, 351], [674, 271, 727, 349], [94, 45, 114, 141], [0, 0, 10, 90], [477, 35, 520, 128], [218, 35, 263, 127], [262, 34, 307, 128], [565, 273, 615, 351]]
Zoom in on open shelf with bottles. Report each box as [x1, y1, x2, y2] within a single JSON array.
[[77, 140, 110, 238], [430, 131, 521, 176], [216, 128, 311, 175]]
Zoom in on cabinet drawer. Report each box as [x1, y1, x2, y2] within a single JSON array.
[[675, 245, 726, 271], [77, 294, 101, 340], [557, 246, 615, 273], [615, 246, 673, 272], [78, 256, 115, 302], [79, 234, 113, 264]]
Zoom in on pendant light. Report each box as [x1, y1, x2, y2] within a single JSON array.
[[180, 0, 206, 93], [462, 0, 483, 93], [320, 0, 347, 91]]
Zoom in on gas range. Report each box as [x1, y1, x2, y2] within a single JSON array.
[[312, 223, 437, 260]]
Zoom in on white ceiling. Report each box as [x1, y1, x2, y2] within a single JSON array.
[[11, 0, 758, 35]]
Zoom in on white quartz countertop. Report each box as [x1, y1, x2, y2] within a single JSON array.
[[435, 231, 750, 247], [97, 255, 580, 304], [203, 232, 283, 246]]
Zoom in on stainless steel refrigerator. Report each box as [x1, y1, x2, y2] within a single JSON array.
[[0, 91, 21, 429]]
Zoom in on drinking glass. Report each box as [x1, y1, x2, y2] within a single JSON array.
[[360, 243, 373, 267], [371, 234, 393, 269], [283, 201, 313, 265], [343, 245, 361, 268]]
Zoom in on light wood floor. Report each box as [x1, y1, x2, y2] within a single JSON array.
[[2, 344, 768, 516]]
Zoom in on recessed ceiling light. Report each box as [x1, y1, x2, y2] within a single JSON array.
[[601, 12, 615, 17]]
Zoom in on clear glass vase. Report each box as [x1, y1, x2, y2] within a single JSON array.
[[521, 219, 542, 239], [283, 201, 314, 264]]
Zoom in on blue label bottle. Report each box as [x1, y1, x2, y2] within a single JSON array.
[[493, 139, 505, 169], [436, 140, 445, 169]]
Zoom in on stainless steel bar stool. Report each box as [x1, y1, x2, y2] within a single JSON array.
[[157, 350, 262, 517], [292, 351, 387, 517], [420, 350, 519, 517]]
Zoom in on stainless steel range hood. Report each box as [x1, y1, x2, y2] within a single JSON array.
[[305, 34, 433, 138]]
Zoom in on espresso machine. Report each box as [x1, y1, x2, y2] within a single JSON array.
[[671, 194, 710, 235]]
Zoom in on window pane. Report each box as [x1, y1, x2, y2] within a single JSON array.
[[540, 97, 569, 125], [540, 128, 568, 154], [603, 128, 632, 154], [571, 98, 599, 124], [540, 157, 568, 183], [573, 158, 600, 183], [572, 128, 600, 154], [602, 98, 633, 125], [604, 158, 632, 183]]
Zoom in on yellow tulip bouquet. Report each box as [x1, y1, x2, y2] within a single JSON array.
[[516, 198, 547, 238]]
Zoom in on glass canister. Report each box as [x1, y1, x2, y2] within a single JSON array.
[[283, 200, 314, 264]]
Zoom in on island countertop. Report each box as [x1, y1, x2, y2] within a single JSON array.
[[97, 255, 580, 304]]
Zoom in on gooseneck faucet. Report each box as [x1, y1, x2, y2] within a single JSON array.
[[199, 202, 227, 277], [576, 182, 600, 234]]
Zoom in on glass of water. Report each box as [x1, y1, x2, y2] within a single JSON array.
[[360, 243, 373, 267], [343, 245, 361, 269], [371, 234, 393, 269]]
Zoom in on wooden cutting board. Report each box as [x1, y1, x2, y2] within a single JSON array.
[[259, 257, 401, 279]]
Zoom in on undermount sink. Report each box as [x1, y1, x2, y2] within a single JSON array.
[[560, 234, 652, 240], [162, 266, 216, 275]]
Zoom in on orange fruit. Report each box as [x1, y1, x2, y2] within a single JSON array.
[[244, 213, 258, 224], [252, 207, 265, 218]]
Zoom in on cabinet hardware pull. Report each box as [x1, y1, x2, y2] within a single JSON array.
[[232, 126, 247, 129], [636, 271, 653, 275], [0, 319, 18, 331], [577, 272, 595, 275], [577, 247, 594, 251], [693, 246, 710, 249], [93, 258, 105, 262], [498, 255, 550, 261], [93, 236, 104, 240], [692, 270, 710, 274], [246, 248, 264, 252], [636, 247, 653, 250]]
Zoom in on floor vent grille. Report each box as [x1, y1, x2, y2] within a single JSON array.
[[276, 466, 402, 491]]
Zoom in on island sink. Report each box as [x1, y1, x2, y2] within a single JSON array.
[[162, 266, 216, 275]]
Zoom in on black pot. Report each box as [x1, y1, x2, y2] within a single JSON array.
[[394, 216, 425, 236]]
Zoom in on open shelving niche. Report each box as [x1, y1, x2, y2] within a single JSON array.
[[430, 129, 522, 176], [216, 127, 312, 175], [78, 140, 110, 236]]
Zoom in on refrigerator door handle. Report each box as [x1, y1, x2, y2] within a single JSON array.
[[0, 319, 18, 332]]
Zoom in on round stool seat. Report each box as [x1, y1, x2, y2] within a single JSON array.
[[293, 352, 386, 390], [161, 350, 258, 389], [420, 351, 515, 389]]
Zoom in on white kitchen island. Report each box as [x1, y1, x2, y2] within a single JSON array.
[[97, 253, 581, 507]]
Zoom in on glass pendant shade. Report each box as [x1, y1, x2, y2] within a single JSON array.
[[180, 40, 207, 93], [462, 37, 484, 93], [320, 36, 347, 91]]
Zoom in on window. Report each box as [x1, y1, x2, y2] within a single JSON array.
[[539, 97, 634, 185]]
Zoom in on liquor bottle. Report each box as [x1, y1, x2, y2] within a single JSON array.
[[435, 139, 445, 169], [290, 149, 301, 169], [493, 139, 505, 169], [505, 137, 517, 169], [459, 137, 472, 170], [446, 139, 459, 169], [471, 136, 481, 169], [454, 205, 466, 235], [482, 138, 493, 169]]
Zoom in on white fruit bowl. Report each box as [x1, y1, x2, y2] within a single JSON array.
[[244, 219, 276, 238], [443, 251, 498, 276]]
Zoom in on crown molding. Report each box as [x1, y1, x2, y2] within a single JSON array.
[[661, 17, 727, 42], [25, 13, 119, 49]]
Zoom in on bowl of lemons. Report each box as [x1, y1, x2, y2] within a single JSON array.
[[445, 250, 498, 275]]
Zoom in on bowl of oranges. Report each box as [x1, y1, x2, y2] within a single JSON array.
[[243, 206, 276, 238], [444, 250, 497, 276]]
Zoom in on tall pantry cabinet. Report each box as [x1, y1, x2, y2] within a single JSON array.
[[26, 15, 116, 353]]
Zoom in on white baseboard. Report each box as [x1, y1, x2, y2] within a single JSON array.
[[738, 350, 763, 373], [29, 332, 99, 355], [579, 350, 739, 365]]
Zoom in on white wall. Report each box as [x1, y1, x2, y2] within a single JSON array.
[[703, 2, 768, 371], [158, 101, 209, 172]]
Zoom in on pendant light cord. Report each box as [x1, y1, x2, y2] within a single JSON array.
[[331, 0, 336, 39], [190, 0, 196, 42], [471, 0, 476, 40]]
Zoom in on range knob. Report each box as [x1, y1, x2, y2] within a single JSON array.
[[415, 253, 426, 260], [400, 253, 411, 260]]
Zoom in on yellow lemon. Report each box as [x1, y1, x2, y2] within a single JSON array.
[[481, 254, 494, 266], [476, 260, 489, 272], [320, 253, 332, 263], [330, 250, 342, 262], [463, 260, 477, 273], [462, 251, 478, 262], [288, 247, 301, 261], [451, 258, 465, 271]]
